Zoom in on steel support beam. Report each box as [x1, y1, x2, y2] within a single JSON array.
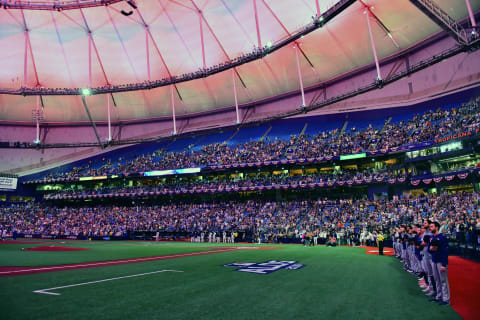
[[220, 0, 254, 44], [189, 0, 251, 99], [365, 10, 382, 81], [88, 33, 92, 87], [27, 32, 40, 86], [315, 0, 321, 17], [359, 1, 400, 49], [34, 95, 40, 144], [146, 28, 151, 81], [465, 0, 477, 33], [107, 94, 112, 141], [80, 9, 111, 87], [106, 7, 155, 112], [51, 11, 74, 86], [171, 85, 177, 135], [168, 0, 196, 11], [261, 0, 316, 70], [134, 6, 183, 99], [81, 96, 104, 149], [23, 30, 28, 88], [159, 0, 198, 67], [2, 0, 124, 11], [199, 13, 206, 69], [21, 10, 40, 87], [232, 69, 240, 124], [409, 0, 469, 44], [294, 45, 306, 108], [160, 0, 217, 104], [217, 0, 253, 88], [106, 7, 139, 81], [253, 0, 262, 48]]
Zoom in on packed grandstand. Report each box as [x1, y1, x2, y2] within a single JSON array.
[[24, 96, 480, 181], [1, 93, 479, 251], [2, 193, 480, 247]]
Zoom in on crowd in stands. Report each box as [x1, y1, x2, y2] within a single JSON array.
[[2, 193, 479, 247], [44, 168, 406, 200], [38, 98, 480, 181]]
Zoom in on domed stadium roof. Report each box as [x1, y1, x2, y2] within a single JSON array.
[[0, 0, 478, 122]]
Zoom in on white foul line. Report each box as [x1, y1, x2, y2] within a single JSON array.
[[1, 248, 235, 275], [33, 270, 183, 296]]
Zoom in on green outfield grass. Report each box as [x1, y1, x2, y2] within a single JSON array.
[[0, 241, 461, 320], [0, 240, 229, 266]]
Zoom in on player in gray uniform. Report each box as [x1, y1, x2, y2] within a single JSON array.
[[408, 228, 419, 274], [396, 228, 402, 258], [421, 220, 436, 296], [405, 226, 415, 272], [415, 225, 424, 275], [393, 228, 400, 257], [400, 227, 409, 268], [429, 221, 450, 305]]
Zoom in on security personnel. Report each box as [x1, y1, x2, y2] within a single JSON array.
[[377, 231, 385, 255]]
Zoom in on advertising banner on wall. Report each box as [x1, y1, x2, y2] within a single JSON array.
[[0, 177, 18, 191]]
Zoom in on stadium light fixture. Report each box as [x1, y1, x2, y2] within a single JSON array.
[[267, 41, 273, 48], [81, 88, 92, 96]]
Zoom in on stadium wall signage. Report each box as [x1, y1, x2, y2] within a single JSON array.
[[0, 177, 17, 191], [340, 153, 366, 160], [79, 176, 107, 181], [144, 167, 201, 177], [434, 128, 479, 144], [223, 260, 305, 274]]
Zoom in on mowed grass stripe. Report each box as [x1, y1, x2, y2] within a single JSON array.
[[0, 242, 228, 267], [0, 244, 461, 320]]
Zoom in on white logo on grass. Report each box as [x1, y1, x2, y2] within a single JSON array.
[[223, 260, 305, 274]]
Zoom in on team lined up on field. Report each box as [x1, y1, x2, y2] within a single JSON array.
[[393, 221, 450, 306], [189, 231, 236, 243]]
